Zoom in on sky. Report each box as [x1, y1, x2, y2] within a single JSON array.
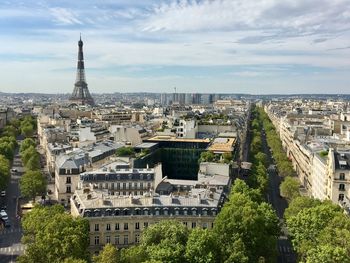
[[0, 0, 350, 94]]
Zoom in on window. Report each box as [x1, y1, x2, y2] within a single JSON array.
[[123, 183, 126, 189], [106, 236, 110, 244], [66, 177, 71, 184], [155, 209, 160, 216], [140, 182, 144, 189], [144, 222, 148, 228], [115, 235, 120, 245], [340, 173, 346, 180], [339, 184, 345, 191], [135, 234, 140, 243], [211, 222, 214, 229], [183, 222, 188, 227], [339, 194, 345, 201], [94, 236, 99, 245], [115, 223, 120, 230], [66, 186, 71, 193], [123, 235, 128, 245], [94, 224, 99, 231], [191, 222, 196, 228], [202, 223, 208, 229], [124, 223, 128, 230], [135, 222, 140, 230], [106, 224, 111, 231], [202, 209, 208, 216]]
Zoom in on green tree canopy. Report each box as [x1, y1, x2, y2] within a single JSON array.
[[116, 147, 135, 157], [20, 138, 36, 153], [284, 196, 321, 220], [0, 154, 10, 190], [141, 220, 189, 263], [213, 192, 280, 262], [94, 244, 118, 263], [280, 176, 300, 202], [185, 228, 220, 263], [199, 151, 216, 163], [20, 170, 46, 202], [19, 205, 89, 263], [286, 202, 342, 257]]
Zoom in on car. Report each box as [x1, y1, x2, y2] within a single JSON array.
[[0, 210, 8, 220], [0, 218, 10, 228], [0, 191, 5, 197], [11, 168, 18, 173]]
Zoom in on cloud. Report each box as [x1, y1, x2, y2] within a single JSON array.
[[49, 7, 83, 25], [142, 0, 350, 37]]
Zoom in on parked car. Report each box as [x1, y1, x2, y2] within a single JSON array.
[[0, 218, 10, 228], [0, 191, 5, 197], [0, 210, 8, 220], [11, 168, 18, 173]]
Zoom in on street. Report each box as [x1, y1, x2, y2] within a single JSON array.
[[261, 129, 296, 263], [0, 145, 25, 263]]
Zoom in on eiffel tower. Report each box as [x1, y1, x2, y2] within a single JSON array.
[[69, 35, 94, 106]]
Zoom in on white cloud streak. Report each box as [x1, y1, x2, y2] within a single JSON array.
[[49, 7, 82, 25]]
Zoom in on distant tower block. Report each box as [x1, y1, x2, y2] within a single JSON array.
[[69, 36, 95, 106]]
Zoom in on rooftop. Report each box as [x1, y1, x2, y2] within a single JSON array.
[[147, 135, 210, 143], [207, 137, 236, 153]]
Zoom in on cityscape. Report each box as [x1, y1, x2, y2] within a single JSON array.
[[1, 1, 350, 263]]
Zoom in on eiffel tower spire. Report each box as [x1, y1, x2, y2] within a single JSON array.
[[69, 35, 94, 106]]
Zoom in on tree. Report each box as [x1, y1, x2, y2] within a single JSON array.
[[280, 176, 300, 202], [213, 192, 279, 262], [20, 205, 90, 263], [94, 244, 118, 263], [286, 202, 342, 257], [222, 152, 232, 164], [115, 147, 135, 157], [141, 220, 189, 263], [25, 154, 41, 171], [20, 138, 36, 153], [199, 151, 215, 163], [185, 228, 220, 263], [119, 245, 148, 263], [254, 152, 267, 167], [2, 125, 18, 137], [21, 146, 40, 170], [304, 245, 349, 263], [0, 154, 10, 190], [20, 170, 46, 202], [21, 123, 34, 137], [62, 258, 88, 263], [230, 179, 263, 203], [284, 196, 321, 220]]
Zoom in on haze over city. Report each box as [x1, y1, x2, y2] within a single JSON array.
[[1, 0, 350, 94]]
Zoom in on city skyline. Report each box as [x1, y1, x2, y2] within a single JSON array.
[[1, 0, 350, 94]]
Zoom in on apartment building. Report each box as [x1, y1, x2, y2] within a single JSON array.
[[54, 141, 124, 205], [71, 160, 229, 251]]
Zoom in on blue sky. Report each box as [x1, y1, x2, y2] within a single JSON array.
[[0, 0, 350, 94]]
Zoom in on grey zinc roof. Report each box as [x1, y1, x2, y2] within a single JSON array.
[[56, 151, 88, 169]]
